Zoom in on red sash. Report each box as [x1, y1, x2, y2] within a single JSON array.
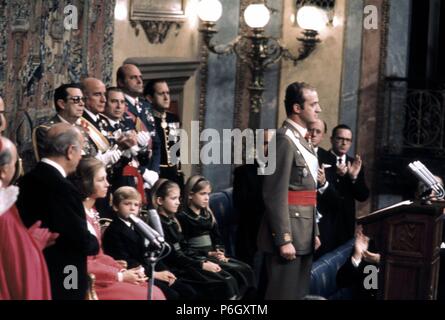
[[288, 190, 316, 206], [122, 165, 147, 204]]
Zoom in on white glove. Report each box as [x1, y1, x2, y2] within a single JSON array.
[[142, 169, 159, 189], [96, 148, 122, 166], [137, 131, 151, 148]]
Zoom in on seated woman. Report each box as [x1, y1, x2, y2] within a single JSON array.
[[152, 178, 240, 300], [73, 158, 165, 300], [178, 175, 256, 298]]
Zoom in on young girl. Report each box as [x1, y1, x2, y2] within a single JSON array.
[[73, 158, 165, 300], [152, 178, 240, 300], [102, 186, 197, 300], [178, 175, 255, 298]]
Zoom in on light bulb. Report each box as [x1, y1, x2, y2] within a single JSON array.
[[114, 0, 128, 21], [296, 5, 328, 31], [244, 4, 270, 28], [197, 0, 223, 22]]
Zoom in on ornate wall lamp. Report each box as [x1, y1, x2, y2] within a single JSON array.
[[197, 0, 330, 129]]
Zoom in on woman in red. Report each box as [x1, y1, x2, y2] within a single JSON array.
[[73, 158, 165, 300]]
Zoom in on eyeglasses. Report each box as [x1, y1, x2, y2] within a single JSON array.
[[334, 137, 352, 143], [67, 96, 87, 104]]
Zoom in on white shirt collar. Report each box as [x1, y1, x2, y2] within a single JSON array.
[[84, 108, 98, 122], [119, 217, 132, 228], [107, 118, 119, 128], [41, 158, 67, 178], [285, 118, 307, 138], [124, 94, 138, 106], [330, 150, 346, 164]]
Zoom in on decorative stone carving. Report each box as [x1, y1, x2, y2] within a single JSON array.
[[131, 20, 182, 44]]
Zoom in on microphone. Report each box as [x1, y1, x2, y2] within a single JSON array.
[[147, 209, 164, 237], [129, 214, 163, 248]]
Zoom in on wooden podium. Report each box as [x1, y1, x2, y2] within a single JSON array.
[[357, 201, 444, 300]]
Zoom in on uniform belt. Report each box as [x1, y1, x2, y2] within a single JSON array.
[[187, 234, 212, 248], [288, 190, 316, 206]]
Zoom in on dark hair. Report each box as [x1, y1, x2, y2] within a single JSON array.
[[41, 126, 82, 158], [151, 178, 180, 211], [143, 79, 167, 97], [284, 82, 315, 117], [73, 157, 105, 200], [106, 87, 124, 100], [332, 124, 352, 138], [116, 66, 126, 86], [53, 83, 82, 112]]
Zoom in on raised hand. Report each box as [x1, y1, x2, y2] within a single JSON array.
[[317, 165, 326, 186], [347, 155, 362, 180]]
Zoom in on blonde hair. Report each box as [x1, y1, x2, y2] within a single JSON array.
[[113, 186, 142, 207], [183, 175, 215, 225]]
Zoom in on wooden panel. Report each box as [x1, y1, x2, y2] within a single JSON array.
[[384, 259, 422, 299]]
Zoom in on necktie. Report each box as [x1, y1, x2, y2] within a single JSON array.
[[338, 158, 343, 165]]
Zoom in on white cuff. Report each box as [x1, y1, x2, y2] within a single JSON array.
[[351, 256, 361, 267], [117, 271, 123, 282], [317, 181, 329, 194]]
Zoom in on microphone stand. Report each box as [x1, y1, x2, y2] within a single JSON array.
[[144, 242, 171, 300]]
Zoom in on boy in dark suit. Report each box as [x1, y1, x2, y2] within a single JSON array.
[[102, 186, 196, 300]]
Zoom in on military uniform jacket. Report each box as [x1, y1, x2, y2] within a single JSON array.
[[32, 115, 97, 161], [258, 119, 319, 255]]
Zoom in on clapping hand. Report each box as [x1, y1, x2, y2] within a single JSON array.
[[317, 165, 327, 186], [347, 155, 362, 180], [28, 220, 59, 250]]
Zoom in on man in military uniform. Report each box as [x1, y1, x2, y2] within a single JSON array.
[[144, 79, 184, 188], [32, 83, 95, 160], [80, 77, 122, 166], [257, 82, 322, 300], [116, 64, 161, 183], [101, 87, 152, 205]]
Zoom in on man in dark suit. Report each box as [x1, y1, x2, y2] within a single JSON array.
[[17, 123, 99, 300], [309, 119, 341, 259], [327, 124, 369, 246], [257, 82, 321, 300], [117, 64, 161, 183]]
